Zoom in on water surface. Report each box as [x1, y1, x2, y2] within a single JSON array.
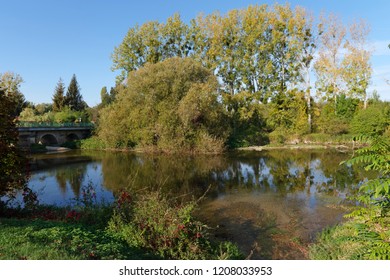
[[25, 149, 372, 259]]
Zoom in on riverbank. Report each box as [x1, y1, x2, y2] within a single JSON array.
[[237, 142, 365, 152], [0, 187, 242, 260]]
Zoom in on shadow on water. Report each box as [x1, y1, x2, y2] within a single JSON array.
[[22, 149, 375, 259]]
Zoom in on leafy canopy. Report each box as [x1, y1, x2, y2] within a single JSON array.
[[99, 57, 228, 152]]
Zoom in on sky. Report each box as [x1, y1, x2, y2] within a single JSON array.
[[1, 0, 390, 106]]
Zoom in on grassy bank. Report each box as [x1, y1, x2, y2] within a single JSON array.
[[0, 186, 242, 260], [0, 218, 151, 260], [69, 133, 363, 153]]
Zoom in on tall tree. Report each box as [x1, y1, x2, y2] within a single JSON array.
[[100, 86, 111, 107], [64, 74, 86, 111], [0, 71, 27, 116], [342, 19, 372, 109], [52, 78, 65, 111], [314, 14, 347, 106], [111, 14, 192, 83], [294, 8, 319, 132]]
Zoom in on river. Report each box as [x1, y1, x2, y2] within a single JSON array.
[[24, 149, 372, 259]]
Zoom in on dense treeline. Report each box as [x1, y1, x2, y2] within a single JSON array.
[[100, 3, 389, 151], [18, 74, 90, 124], [5, 3, 390, 152]]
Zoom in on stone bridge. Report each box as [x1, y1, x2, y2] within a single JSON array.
[[17, 122, 94, 147]]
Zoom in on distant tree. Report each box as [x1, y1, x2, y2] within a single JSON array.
[[0, 88, 27, 196], [109, 86, 118, 102], [100, 86, 111, 107], [52, 78, 65, 111], [64, 74, 86, 111], [0, 71, 27, 116]]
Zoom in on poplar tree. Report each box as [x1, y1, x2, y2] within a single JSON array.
[[342, 19, 372, 108], [314, 14, 347, 105], [100, 86, 111, 107]]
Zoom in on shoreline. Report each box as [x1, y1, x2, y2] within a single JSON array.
[[237, 143, 362, 152]]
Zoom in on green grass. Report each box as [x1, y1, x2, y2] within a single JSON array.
[[0, 185, 243, 260], [0, 218, 154, 260]]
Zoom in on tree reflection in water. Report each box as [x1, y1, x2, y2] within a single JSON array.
[[26, 149, 376, 258]]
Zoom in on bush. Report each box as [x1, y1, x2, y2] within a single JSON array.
[[107, 191, 242, 260], [268, 128, 287, 144], [316, 101, 351, 135], [98, 58, 229, 153], [53, 107, 89, 123], [350, 103, 390, 136], [78, 137, 107, 150]]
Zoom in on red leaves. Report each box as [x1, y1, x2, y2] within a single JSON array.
[[65, 210, 81, 221]]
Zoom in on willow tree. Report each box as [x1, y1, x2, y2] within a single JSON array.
[[99, 57, 229, 152]]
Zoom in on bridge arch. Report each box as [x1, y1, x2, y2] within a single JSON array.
[[40, 134, 58, 145], [66, 133, 80, 142]]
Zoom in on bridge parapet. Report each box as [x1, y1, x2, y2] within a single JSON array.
[[17, 122, 94, 147], [17, 121, 94, 128]]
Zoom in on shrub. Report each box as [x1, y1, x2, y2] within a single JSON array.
[[108, 191, 242, 260], [98, 58, 229, 153], [350, 103, 390, 136], [79, 137, 107, 150], [269, 128, 288, 144]]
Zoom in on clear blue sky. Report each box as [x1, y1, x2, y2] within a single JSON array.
[[1, 0, 389, 106]]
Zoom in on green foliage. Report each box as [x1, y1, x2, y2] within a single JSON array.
[[108, 191, 242, 260], [19, 104, 55, 122], [310, 217, 390, 260], [0, 218, 148, 260], [268, 90, 309, 136], [99, 86, 114, 108], [316, 102, 350, 135], [335, 94, 359, 120], [52, 78, 66, 112], [0, 72, 27, 116], [112, 5, 314, 100], [100, 57, 228, 152], [111, 13, 192, 83], [224, 91, 269, 148], [350, 102, 390, 136], [78, 137, 107, 150], [0, 89, 27, 196], [342, 135, 390, 212], [311, 134, 390, 260], [64, 74, 86, 111], [53, 107, 89, 123]]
